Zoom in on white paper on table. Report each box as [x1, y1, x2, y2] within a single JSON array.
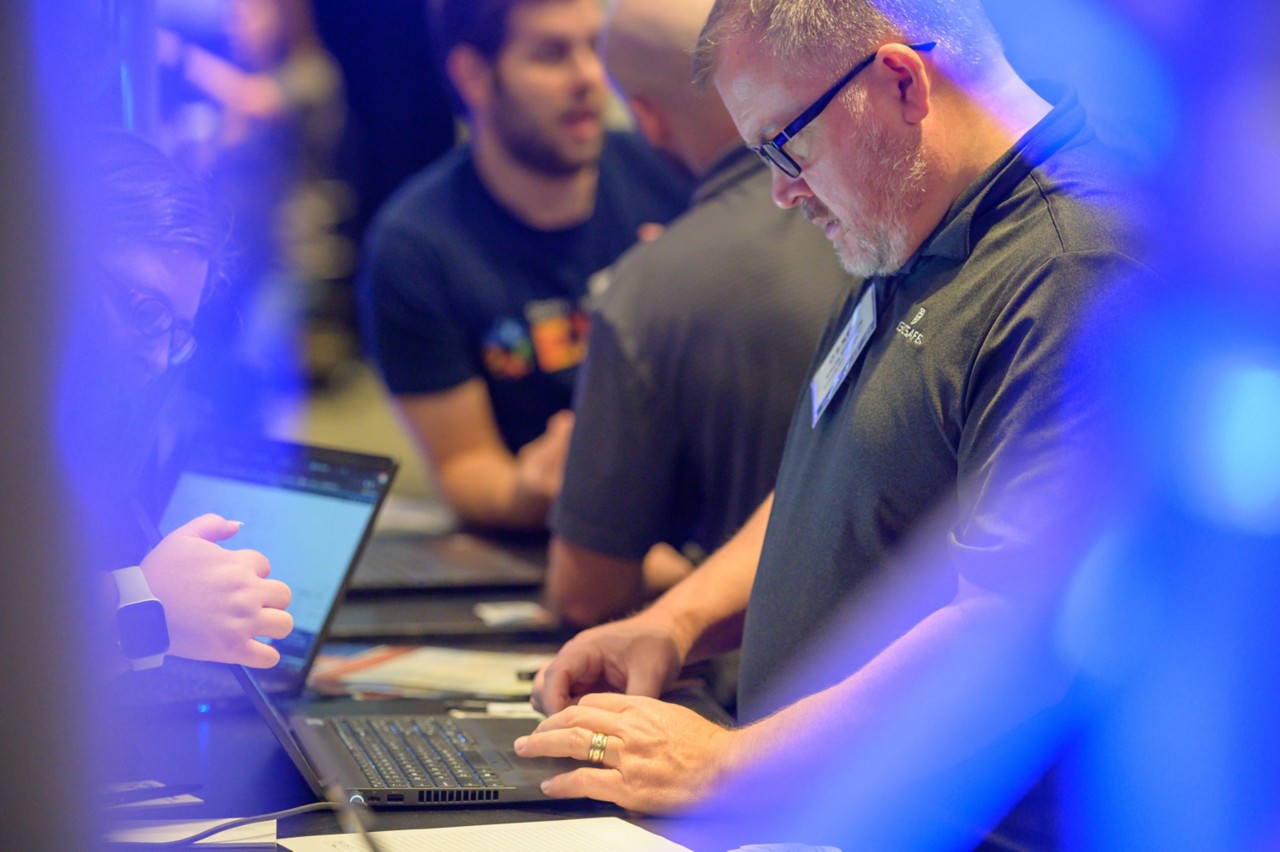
[[278, 816, 690, 851], [319, 646, 552, 698], [106, 818, 276, 846], [113, 792, 205, 808], [105, 779, 205, 809]]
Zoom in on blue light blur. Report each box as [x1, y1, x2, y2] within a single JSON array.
[[1181, 359, 1280, 534], [18, 0, 1280, 848], [673, 0, 1280, 848], [987, 0, 1180, 176]]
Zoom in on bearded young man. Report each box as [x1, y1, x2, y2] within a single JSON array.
[[516, 0, 1156, 846], [360, 0, 689, 532]]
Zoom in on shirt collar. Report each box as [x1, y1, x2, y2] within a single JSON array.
[[907, 82, 1090, 268]]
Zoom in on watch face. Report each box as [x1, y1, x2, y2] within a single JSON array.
[[117, 600, 170, 659]]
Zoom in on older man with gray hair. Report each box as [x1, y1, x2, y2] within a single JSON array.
[[518, 0, 1153, 845]]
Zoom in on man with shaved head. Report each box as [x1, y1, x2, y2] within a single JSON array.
[[545, 0, 851, 629], [518, 0, 1154, 846]]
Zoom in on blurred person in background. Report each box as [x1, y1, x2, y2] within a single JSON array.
[[359, 0, 690, 533], [62, 128, 293, 675], [545, 0, 853, 631], [159, 0, 351, 426]]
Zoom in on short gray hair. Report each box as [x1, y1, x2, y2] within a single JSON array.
[[694, 0, 1003, 84]]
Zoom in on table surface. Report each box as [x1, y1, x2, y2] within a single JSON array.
[[101, 523, 744, 850], [106, 682, 740, 849]]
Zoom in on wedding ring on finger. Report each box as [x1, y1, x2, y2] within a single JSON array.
[[587, 730, 608, 765]]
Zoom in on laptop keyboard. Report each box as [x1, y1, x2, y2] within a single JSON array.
[[350, 536, 543, 590], [331, 716, 504, 789], [355, 547, 477, 587]]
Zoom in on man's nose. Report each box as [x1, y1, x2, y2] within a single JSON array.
[[771, 167, 811, 210], [573, 44, 607, 90]]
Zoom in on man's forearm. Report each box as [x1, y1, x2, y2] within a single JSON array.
[[546, 537, 645, 627], [643, 494, 772, 663], [435, 450, 550, 531], [394, 383, 556, 533], [640, 542, 694, 599]]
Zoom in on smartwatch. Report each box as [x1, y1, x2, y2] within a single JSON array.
[[112, 565, 170, 670]]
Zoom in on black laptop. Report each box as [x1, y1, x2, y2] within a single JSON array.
[[348, 529, 547, 593], [233, 664, 581, 808], [232, 663, 735, 809], [109, 439, 398, 708]]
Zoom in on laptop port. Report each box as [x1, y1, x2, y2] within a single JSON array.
[[387, 794, 404, 803]]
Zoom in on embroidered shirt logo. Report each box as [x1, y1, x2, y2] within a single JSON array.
[[896, 305, 926, 346]]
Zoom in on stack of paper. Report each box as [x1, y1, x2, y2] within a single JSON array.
[[309, 645, 552, 699]]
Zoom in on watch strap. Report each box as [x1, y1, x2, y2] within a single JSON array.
[[112, 565, 154, 605], [112, 566, 167, 669]]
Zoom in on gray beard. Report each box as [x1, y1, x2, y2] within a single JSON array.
[[818, 116, 927, 278]]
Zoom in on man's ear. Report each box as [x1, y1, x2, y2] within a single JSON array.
[[446, 45, 493, 115], [876, 44, 932, 125], [627, 95, 671, 150]]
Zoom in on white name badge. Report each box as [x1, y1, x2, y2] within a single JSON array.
[[811, 284, 877, 426]]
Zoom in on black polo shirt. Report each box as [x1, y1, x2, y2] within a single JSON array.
[[738, 85, 1157, 722], [551, 148, 851, 560]]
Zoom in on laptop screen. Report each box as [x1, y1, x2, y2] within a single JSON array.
[[158, 440, 396, 689]]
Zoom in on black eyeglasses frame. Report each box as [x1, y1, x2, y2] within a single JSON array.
[[104, 279, 199, 367], [750, 41, 937, 179]]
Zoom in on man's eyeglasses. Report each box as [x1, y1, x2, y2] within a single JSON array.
[[107, 284, 198, 366], [751, 41, 937, 179]]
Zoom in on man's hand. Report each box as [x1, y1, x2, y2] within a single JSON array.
[[515, 692, 739, 813], [515, 410, 574, 504], [635, 222, 667, 243], [531, 615, 686, 715], [642, 542, 695, 594], [140, 514, 292, 668]]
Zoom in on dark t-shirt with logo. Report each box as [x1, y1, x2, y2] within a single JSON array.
[[359, 132, 690, 452]]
